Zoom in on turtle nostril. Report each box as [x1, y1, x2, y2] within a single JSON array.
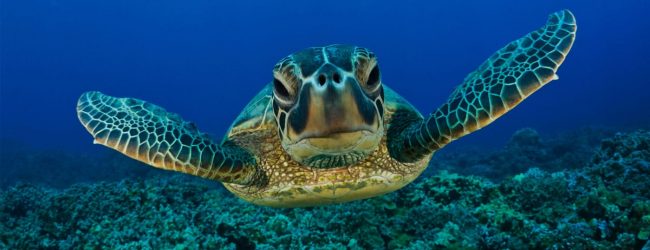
[[332, 72, 341, 83], [318, 74, 326, 86]]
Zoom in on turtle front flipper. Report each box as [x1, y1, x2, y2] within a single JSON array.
[[76, 91, 264, 186], [389, 10, 577, 162]]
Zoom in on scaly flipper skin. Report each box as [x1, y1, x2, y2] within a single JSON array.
[[76, 91, 263, 185], [389, 10, 577, 162]]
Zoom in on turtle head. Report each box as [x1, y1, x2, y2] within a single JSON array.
[[271, 45, 384, 168]]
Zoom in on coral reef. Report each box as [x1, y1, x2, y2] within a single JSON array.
[[430, 126, 615, 180], [1, 130, 648, 249], [0, 139, 170, 188]]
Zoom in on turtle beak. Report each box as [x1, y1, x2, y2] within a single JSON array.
[[286, 66, 380, 146]]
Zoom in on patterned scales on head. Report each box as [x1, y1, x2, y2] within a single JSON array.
[[76, 10, 577, 207]]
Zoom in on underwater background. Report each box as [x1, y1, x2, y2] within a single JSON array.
[[1, 0, 650, 249]]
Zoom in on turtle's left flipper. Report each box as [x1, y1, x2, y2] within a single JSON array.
[[389, 10, 576, 162], [76, 91, 264, 185]]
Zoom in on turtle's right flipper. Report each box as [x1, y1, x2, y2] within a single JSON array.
[[389, 10, 577, 162], [76, 91, 263, 186]]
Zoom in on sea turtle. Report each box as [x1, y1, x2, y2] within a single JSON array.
[[77, 10, 576, 207]]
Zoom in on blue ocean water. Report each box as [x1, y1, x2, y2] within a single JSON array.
[[2, 0, 649, 152], [2, 0, 650, 248]]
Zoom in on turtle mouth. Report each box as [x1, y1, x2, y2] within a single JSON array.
[[298, 128, 373, 140], [282, 124, 384, 168], [298, 130, 371, 151], [297, 129, 381, 168]]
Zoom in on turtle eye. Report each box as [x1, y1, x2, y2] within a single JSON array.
[[366, 65, 380, 88], [273, 78, 292, 101]]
